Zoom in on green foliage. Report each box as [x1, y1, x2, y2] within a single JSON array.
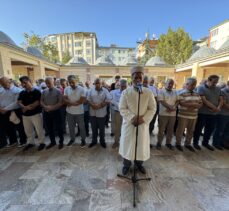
[[22, 32, 59, 63], [156, 27, 193, 65], [62, 51, 72, 64]]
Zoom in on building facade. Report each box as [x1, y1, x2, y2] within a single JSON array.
[[44, 32, 98, 64], [209, 20, 229, 50], [97, 45, 135, 65]]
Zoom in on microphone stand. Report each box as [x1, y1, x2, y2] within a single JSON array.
[[117, 87, 151, 207]]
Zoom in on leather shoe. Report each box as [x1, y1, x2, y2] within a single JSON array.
[[136, 165, 146, 174], [202, 143, 214, 151], [122, 166, 130, 175], [193, 144, 201, 150], [176, 145, 183, 151]]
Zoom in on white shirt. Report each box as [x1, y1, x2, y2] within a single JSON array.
[[64, 86, 86, 115], [158, 88, 179, 117], [0, 85, 22, 110]]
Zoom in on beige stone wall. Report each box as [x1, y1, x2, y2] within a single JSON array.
[[59, 65, 175, 83], [175, 70, 192, 89]]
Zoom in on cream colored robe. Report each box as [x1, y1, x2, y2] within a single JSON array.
[[119, 86, 156, 161]]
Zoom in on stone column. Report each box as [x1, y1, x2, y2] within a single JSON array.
[[0, 49, 13, 78], [33, 62, 46, 81], [191, 62, 204, 84]]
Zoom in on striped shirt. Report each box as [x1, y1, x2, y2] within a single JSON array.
[[178, 89, 202, 119]]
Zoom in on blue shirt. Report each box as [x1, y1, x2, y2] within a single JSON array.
[[111, 89, 122, 111], [87, 87, 112, 117], [0, 85, 22, 110], [220, 87, 229, 116]]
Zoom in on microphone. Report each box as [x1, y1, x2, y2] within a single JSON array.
[[136, 83, 143, 93]]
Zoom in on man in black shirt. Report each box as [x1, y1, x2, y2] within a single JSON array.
[[18, 76, 45, 151]]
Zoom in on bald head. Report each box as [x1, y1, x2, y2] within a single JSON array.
[[0, 77, 11, 89], [45, 76, 54, 89], [165, 79, 174, 91]]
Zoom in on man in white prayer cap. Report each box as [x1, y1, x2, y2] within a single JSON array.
[[119, 66, 156, 175]]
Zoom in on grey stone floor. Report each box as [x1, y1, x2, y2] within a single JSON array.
[[0, 128, 229, 211]]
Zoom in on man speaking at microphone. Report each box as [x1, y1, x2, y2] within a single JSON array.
[[119, 66, 156, 175]]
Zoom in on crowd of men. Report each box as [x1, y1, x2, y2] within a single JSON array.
[[0, 67, 229, 174]]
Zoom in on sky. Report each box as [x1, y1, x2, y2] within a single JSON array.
[[0, 0, 228, 48]]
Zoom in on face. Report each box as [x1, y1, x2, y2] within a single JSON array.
[[132, 72, 143, 85], [94, 79, 101, 90], [143, 78, 148, 87], [45, 79, 54, 89], [0, 78, 11, 89], [21, 79, 32, 90], [208, 78, 218, 87], [186, 81, 197, 91], [165, 80, 174, 90], [68, 79, 77, 89], [120, 84, 127, 91], [150, 79, 154, 85], [60, 80, 67, 88]]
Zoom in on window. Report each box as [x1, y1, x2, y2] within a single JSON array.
[[75, 42, 82, 47], [118, 50, 121, 53], [51, 37, 56, 42], [86, 40, 91, 47], [211, 28, 219, 37], [75, 50, 82, 55], [86, 49, 91, 54], [210, 41, 217, 48], [87, 57, 92, 63]]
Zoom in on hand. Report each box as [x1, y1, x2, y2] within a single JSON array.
[[0, 108, 7, 114], [44, 105, 53, 112]]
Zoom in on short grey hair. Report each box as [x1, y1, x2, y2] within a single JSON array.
[[186, 77, 197, 85], [45, 76, 54, 83], [67, 75, 77, 81]]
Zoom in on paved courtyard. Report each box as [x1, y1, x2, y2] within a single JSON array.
[[0, 128, 229, 211]]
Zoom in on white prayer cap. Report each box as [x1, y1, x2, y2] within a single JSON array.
[[130, 66, 144, 75]]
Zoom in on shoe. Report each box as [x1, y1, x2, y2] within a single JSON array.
[[112, 142, 119, 149], [17, 143, 26, 148], [110, 133, 114, 137], [80, 140, 86, 148], [176, 145, 183, 151], [67, 140, 75, 146], [88, 142, 97, 148], [100, 142, 106, 148], [193, 144, 201, 150], [46, 142, 56, 149], [165, 144, 174, 150], [213, 145, 224, 150], [122, 166, 130, 175], [156, 143, 161, 150], [135, 165, 146, 174], [23, 144, 35, 151], [185, 145, 195, 152], [6, 143, 17, 148], [202, 143, 214, 151], [37, 143, 46, 151], [58, 143, 64, 149]]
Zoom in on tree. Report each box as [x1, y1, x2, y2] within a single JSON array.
[[156, 27, 192, 65], [22, 32, 59, 63], [62, 51, 72, 64]]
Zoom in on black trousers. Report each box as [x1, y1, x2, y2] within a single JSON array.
[[193, 113, 217, 145], [14, 109, 27, 144], [90, 116, 106, 144], [123, 158, 143, 168], [0, 111, 17, 145], [84, 111, 90, 135], [43, 109, 64, 144], [149, 103, 159, 134]]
